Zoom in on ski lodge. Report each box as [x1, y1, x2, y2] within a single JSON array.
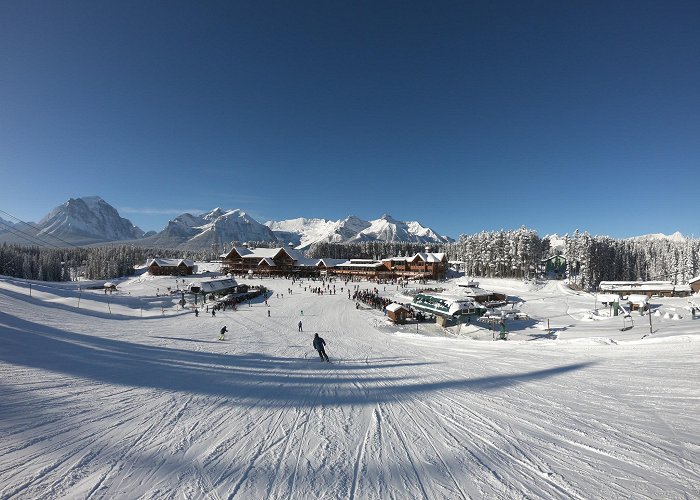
[[219, 245, 448, 280], [220, 246, 314, 276], [380, 252, 449, 280], [690, 276, 700, 294], [598, 281, 691, 298], [146, 258, 196, 276], [456, 280, 507, 306]]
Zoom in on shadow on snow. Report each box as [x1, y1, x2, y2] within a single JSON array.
[[0, 311, 593, 408]]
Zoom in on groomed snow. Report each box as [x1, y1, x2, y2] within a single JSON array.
[[1, 271, 699, 499]]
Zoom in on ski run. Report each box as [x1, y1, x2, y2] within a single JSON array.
[[1, 269, 699, 499]]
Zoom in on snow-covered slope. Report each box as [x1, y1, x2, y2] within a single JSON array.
[[0, 274, 698, 498]]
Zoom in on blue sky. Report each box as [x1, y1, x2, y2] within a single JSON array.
[[1, 1, 698, 239]]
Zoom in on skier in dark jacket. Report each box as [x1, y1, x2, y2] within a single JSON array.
[[219, 326, 227, 340], [313, 333, 329, 362]]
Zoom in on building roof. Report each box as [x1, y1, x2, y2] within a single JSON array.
[[220, 247, 253, 259], [241, 248, 284, 259], [599, 281, 675, 292], [258, 257, 276, 267], [221, 246, 319, 267], [197, 278, 239, 293], [316, 258, 347, 268], [542, 254, 566, 262], [412, 292, 485, 317], [382, 256, 410, 262], [411, 252, 446, 263], [146, 258, 194, 268], [459, 286, 493, 298], [689, 276, 700, 284], [336, 260, 385, 269], [456, 279, 480, 287], [381, 252, 445, 264], [627, 294, 649, 305], [597, 293, 620, 303], [456, 280, 497, 298], [386, 303, 408, 313], [294, 256, 321, 267]]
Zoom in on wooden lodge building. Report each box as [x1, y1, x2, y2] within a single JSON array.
[[146, 258, 195, 276], [598, 280, 691, 298], [220, 246, 448, 280], [220, 246, 319, 276], [381, 253, 449, 280], [385, 303, 409, 324], [690, 276, 700, 294]]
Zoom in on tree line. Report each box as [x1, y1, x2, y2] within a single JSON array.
[[562, 230, 699, 290], [2, 230, 699, 289], [0, 244, 212, 281]]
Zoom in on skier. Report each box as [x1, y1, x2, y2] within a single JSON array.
[[313, 333, 329, 362], [268, 310, 271, 317], [195, 308, 199, 317], [298, 320, 303, 332], [212, 308, 216, 317], [499, 320, 507, 340], [219, 326, 227, 341]]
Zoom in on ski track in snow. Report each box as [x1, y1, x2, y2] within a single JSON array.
[[1, 275, 699, 499]]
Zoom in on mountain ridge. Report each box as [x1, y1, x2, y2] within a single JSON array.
[[0, 197, 144, 246], [0, 197, 453, 249]]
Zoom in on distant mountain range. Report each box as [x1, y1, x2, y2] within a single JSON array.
[[0, 197, 453, 249], [627, 231, 687, 243], [265, 214, 451, 249], [0, 197, 144, 246], [4, 196, 688, 250]]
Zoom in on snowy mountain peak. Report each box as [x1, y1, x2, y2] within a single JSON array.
[[630, 231, 686, 243], [379, 214, 398, 222], [80, 195, 107, 210], [263, 213, 452, 248], [35, 197, 144, 245], [203, 207, 225, 220], [142, 208, 277, 250]]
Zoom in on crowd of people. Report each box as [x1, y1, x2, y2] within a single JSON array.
[[352, 288, 393, 311]]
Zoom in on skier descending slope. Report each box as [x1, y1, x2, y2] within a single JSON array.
[[312, 333, 329, 362], [219, 326, 227, 341]]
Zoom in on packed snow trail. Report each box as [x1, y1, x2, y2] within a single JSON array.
[[0, 277, 699, 499]]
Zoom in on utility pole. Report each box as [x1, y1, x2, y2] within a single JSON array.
[[649, 306, 653, 334]]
